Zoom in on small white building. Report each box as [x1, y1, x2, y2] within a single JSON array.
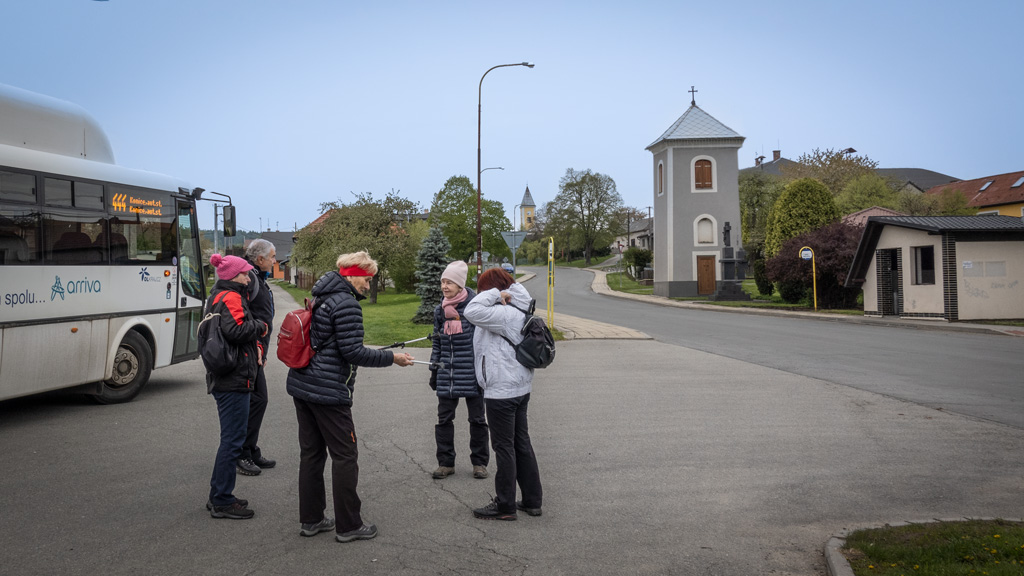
[[845, 216, 1024, 321]]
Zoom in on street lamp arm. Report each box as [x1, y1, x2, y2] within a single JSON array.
[[477, 61, 535, 279]]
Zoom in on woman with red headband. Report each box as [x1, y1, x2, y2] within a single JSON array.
[[286, 251, 415, 544]]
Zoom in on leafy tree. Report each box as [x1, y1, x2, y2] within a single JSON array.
[[622, 247, 652, 278], [764, 178, 840, 258], [428, 175, 511, 263], [292, 190, 418, 303], [781, 147, 879, 196], [412, 226, 451, 324], [935, 189, 977, 216], [739, 171, 785, 249], [835, 173, 899, 214], [388, 219, 429, 293], [765, 221, 862, 308], [548, 168, 623, 265]]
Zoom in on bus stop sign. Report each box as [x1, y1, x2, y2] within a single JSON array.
[[800, 248, 813, 260]]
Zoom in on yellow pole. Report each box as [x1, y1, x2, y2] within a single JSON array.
[[547, 237, 555, 326], [799, 245, 817, 311]]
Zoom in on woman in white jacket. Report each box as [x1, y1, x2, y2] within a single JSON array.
[[463, 268, 543, 521]]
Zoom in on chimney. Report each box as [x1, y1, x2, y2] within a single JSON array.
[[773, 150, 781, 162], [755, 155, 765, 167]]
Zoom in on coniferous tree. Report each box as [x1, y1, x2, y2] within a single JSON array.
[[413, 226, 452, 324]]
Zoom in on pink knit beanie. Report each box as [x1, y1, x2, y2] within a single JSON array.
[[441, 261, 468, 288], [210, 253, 253, 281]]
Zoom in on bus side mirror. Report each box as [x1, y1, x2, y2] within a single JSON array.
[[222, 205, 236, 237]]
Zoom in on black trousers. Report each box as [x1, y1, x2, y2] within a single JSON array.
[[240, 363, 268, 461], [293, 398, 361, 533], [435, 395, 489, 467], [485, 394, 542, 513]]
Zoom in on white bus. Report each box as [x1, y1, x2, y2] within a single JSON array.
[[0, 83, 215, 403]]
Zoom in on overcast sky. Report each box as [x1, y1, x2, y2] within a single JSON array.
[[3, 1, 1021, 234]]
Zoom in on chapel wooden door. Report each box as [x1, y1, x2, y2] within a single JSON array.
[[697, 256, 716, 295]]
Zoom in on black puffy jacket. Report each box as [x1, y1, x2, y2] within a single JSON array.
[[286, 272, 394, 406], [244, 259, 275, 361], [206, 279, 265, 394], [429, 288, 481, 399]]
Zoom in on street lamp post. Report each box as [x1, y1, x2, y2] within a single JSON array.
[[477, 61, 534, 279]]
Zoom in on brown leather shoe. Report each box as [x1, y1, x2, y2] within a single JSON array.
[[472, 465, 488, 479], [432, 466, 454, 479]]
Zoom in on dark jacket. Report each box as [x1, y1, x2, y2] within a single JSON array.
[[286, 271, 394, 406], [429, 288, 481, 398], [206, 279, 265, 393], [245, 258, 275, 360]]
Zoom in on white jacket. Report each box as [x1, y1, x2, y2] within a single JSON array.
[[463, 283, 534, 399]]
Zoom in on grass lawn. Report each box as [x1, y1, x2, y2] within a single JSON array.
[[605, 272, 653, 295], [272, 280, 563, 347], [843, 519, 1024, 575]]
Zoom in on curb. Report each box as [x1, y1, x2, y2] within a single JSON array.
[[824, 517, 1024, 576]]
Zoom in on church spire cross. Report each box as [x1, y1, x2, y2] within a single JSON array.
[[689, 86, 698, 106]]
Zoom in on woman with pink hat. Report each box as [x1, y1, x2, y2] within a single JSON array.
[[427, 260, 489, 481], [205, 253, 268, 520]]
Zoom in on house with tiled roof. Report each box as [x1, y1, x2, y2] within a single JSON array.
[[925, 171, 1024, 217], [845, 215, 1024, 321]]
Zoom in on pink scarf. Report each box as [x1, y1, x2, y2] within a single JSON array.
[[442, 288, 469, 335]]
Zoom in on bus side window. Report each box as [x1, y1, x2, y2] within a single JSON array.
[[0, 208, 41, 264], [43, 211, 107, 265]]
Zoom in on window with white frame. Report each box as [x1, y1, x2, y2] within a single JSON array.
[[697, 218, 713, 244]]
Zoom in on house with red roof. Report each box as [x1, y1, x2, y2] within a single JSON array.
[[925, 171, 1024, 217]]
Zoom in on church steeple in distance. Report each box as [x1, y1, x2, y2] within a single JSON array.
[[519, 186, 536, 230]]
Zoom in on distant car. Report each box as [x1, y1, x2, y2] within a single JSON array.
[[501, 263, 515, 273]]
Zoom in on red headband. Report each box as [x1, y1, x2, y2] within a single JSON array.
[[339, 266, 374, 277]]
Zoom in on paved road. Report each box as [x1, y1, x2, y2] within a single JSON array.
[[518, 266, 1024, 429], [2, 282, 1022, 575]]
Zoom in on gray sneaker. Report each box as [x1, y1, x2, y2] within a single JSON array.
[[336, 523, 378, 543], [300, 517, 336, 537]]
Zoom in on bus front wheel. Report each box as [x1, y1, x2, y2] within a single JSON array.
[[94, 331, 153, 404]]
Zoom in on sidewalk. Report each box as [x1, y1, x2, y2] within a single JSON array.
[[585, 267, 1024, 338]]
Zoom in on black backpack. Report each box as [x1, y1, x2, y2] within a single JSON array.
[[197, 291, 240, 378], [500, 299, 555, 369]]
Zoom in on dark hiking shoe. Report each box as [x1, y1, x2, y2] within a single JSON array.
[[237, 458, 261, 476], [473, 499, 517, 521], [473, 465, 488, 479], [206, 497, 247, 511], [432, 466, 454, 479], [336, 523, 378, 543], [300, 517, 336, 537], [252, 455, 276, 469], [516, 500, 542, 517], [210, 501, 254, 519]]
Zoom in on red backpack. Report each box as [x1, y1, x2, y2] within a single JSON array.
[[276, 297, 332, 369]]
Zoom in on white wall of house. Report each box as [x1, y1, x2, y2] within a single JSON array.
[[875, 227, 945, 315], [957, 241, 1024, 320]]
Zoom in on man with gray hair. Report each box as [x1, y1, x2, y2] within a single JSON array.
[[237, 239, 277, 476]]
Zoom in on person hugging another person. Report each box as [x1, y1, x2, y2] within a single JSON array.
[[428, 261, 489, 481], [463, 268, 543, 521], [205, 254, 268, 520]]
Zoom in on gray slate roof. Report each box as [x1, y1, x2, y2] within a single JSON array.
[[867, 215, 1024, 232], [520, 186, 535, 207], [647, 104, 743, 149], [875, 168, 960, 191]]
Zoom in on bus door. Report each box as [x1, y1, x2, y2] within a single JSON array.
[[172, 201, 205, 362]]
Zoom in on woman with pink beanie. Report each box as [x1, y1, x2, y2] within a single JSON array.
[[205, 253, 268, 520], [428, 260, 489, 480]]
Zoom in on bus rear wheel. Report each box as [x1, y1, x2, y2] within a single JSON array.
[[93, 331, 153, 404]]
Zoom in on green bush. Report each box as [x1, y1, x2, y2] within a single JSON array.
[[764, 178, 840, 257], [622, 247, 652, 277]]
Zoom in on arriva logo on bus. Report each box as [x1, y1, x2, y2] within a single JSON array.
[[50, 275, 102, 302]]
